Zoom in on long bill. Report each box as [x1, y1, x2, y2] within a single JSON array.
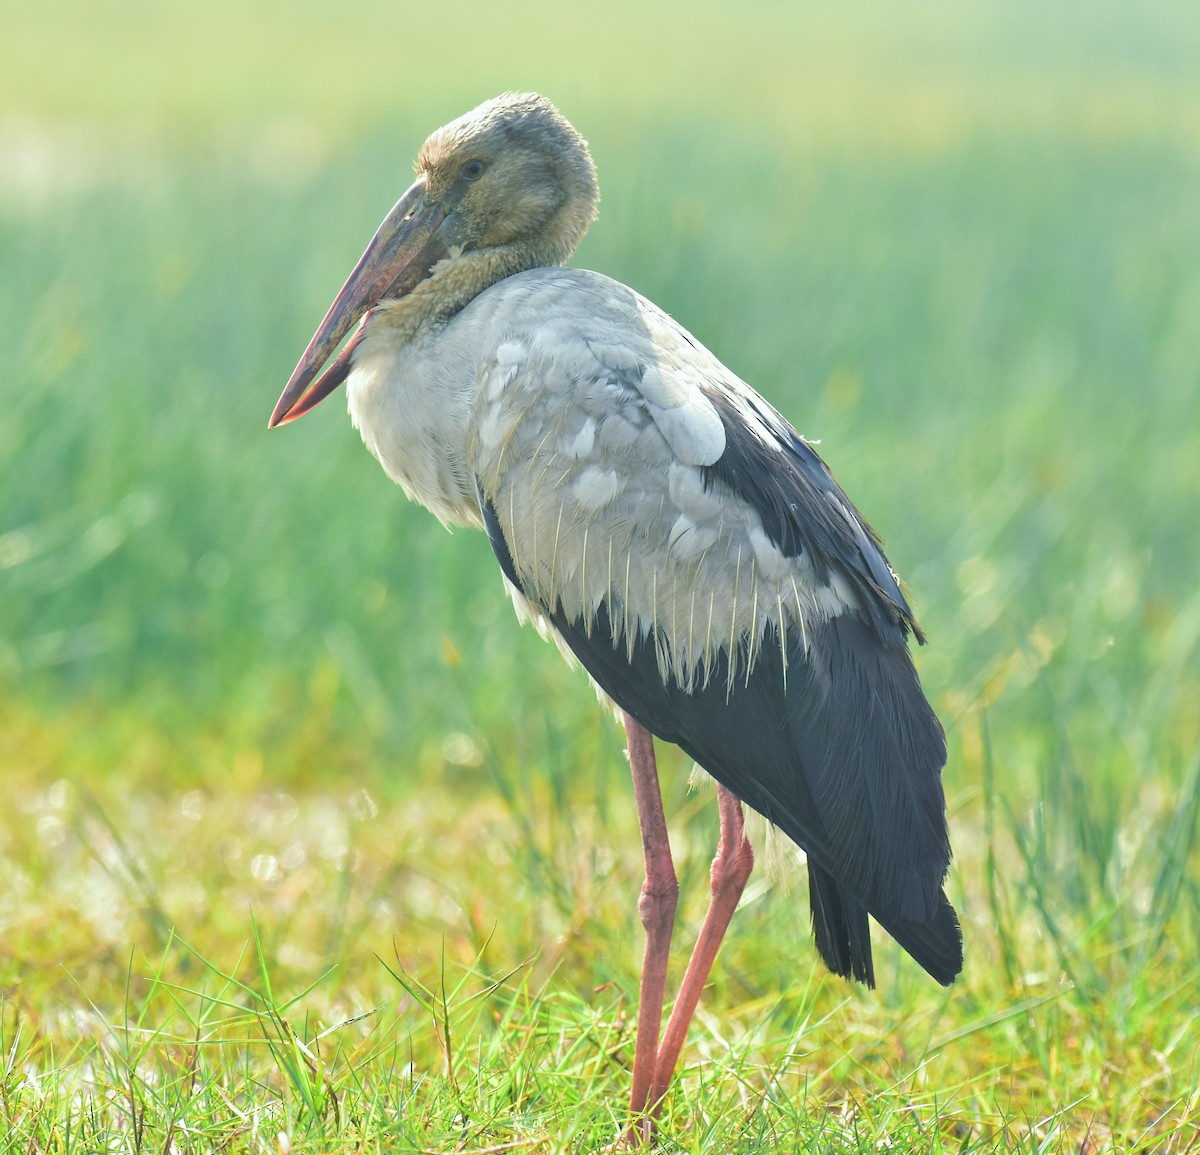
[[269, 176, 448, 428]]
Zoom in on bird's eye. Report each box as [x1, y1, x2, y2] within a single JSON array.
[[461, 159, 486, 181]]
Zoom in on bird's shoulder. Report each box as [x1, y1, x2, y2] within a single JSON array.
[[464, 267, 728, 470]]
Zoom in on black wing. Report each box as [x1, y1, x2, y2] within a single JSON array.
[[702, 385, 921, 640]]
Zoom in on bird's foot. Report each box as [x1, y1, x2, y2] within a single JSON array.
[[601, 1113, 656, 1151]]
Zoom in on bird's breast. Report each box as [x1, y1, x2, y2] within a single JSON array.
[[346, 312, 484, 528]]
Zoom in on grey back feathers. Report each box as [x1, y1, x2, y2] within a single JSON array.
[[469, 269, 877, 695]]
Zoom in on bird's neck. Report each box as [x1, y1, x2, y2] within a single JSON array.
[[371, 243, 553, 345], [347, 244, 554, 529]]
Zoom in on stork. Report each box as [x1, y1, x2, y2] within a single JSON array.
[[269, 93, 961, 1141]]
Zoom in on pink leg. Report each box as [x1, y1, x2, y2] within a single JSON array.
[[622, 713, 679, 1144], [649, 783, 754, 1108]]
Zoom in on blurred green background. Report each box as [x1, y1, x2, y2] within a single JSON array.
[[2, 0, 1199, 1144], [5, 0, 1196, 761]]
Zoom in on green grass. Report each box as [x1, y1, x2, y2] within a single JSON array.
[[3, 0, 1200, 1149]]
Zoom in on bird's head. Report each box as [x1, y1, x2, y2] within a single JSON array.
[[269, 93, 598, 427]]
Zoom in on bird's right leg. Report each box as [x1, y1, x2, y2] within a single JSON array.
[[649, 783, 753, 1108], [622, 713, 679, 1143]]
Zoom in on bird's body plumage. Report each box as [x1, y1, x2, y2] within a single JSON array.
[[271, 92, 961, 1132]]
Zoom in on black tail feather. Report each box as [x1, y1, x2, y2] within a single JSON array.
[[872, 888, 963, 987], [808, 863, 875, 987], [809, 864, 962, 988]]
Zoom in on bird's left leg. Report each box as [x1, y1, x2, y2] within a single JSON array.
[[622, 713, 679, 1142], [649, 783, 754, 1109]]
